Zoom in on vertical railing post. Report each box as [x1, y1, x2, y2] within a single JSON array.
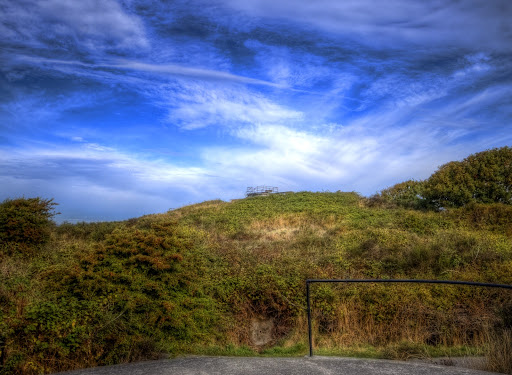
[[306, 280, 313, 356]]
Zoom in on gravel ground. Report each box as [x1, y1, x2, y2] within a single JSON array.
[[56, 356, 499, 375]]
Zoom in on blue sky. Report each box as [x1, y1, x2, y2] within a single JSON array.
[[1, 0, 511, 222]]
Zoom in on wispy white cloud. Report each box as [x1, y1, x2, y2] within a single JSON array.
[[168, 83, 303, 129], [244, 40, 333, 88], [222, 0, 512, 51], [0, 141, 210, 189], [453, 53, 493, 78], [361, 72, 447, 110], [430, 84, 512, 128], [199, 121, 424, 194], [0, 0, 148, 51]]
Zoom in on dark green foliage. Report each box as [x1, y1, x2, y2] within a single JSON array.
[[0, 197, 58, 253], [423, 147, 512, 208], [375, 147, 512, 209]]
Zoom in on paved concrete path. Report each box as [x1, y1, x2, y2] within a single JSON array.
[[57, 356, 499, 375]]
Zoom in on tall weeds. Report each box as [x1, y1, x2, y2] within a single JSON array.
[[485, 329, 512, 374]]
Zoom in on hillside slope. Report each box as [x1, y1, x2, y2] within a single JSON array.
[[1, 192, 512, 374]]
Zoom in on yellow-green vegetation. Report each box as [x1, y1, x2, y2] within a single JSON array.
[[1, 147, 512, 374]]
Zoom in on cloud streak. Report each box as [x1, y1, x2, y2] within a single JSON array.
[[9, 55, 284, 87], [114, 60, 287, 88]]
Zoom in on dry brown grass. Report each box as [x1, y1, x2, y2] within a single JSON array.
[[306, 295, 494, 353], [247, 214, 341, 242], [485, 328, 512, 374]]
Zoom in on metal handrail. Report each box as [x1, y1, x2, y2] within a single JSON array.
[[306, 279, 512, 357]]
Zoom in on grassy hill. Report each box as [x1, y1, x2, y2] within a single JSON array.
[[1, 190, 512, 374]]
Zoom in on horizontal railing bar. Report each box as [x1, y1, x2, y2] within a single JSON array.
[[306, 279, 512, 289]]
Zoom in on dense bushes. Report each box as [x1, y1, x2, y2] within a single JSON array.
[[424, 147, 512, 208], [0, 197, 58, 254], [377, 147, 512, 209], [1, 218, 223, 374]]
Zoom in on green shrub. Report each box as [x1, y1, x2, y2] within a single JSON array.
[[0, 197, 58, 253], [423, 147, 512, 208], [377, 147, 512, 210]]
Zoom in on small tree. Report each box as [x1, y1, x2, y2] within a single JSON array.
[[0, 197, 58, 251]]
